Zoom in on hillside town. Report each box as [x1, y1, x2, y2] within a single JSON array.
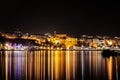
[[0, 30, 120, 50]]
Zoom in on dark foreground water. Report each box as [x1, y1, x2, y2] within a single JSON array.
[[0, 50, 120, 80]]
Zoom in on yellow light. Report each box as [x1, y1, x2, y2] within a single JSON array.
[[108, 41, 112, 45], [55, 40, 59, 44], [40, 46, 43, 49], [57, 47, 59, 50]]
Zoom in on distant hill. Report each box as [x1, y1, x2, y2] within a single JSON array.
[[0, 34, 6, 43]]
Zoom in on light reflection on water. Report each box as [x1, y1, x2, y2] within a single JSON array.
[[0, 50, 120, 80]]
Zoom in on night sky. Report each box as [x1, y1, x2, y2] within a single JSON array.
[[0, 1, 119, 36]]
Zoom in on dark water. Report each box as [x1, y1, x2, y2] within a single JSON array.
[[0, 50, 120, 80]]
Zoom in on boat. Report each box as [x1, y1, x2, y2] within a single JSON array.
[[102, 49, 120, 57]]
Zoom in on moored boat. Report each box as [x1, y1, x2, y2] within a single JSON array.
[[102, 49, 120, 57]]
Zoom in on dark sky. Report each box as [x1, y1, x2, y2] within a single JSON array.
[[0, 1, 119, 36]]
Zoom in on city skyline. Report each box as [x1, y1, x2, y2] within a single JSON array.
[[0, 1, 120, 79]]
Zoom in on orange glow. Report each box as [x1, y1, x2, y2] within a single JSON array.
[[55, 51, 60, 80], [51, 51, 54, 80], [66, 51, 70, 80], [107, 40, 113, 45], [5, 53, 8, 80], [107, 57, 113, 80]]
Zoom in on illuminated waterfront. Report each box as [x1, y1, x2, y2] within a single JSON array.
[[0, 50, 120, 80]]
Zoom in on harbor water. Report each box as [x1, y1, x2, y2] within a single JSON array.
[[0, 50, 120, 80]]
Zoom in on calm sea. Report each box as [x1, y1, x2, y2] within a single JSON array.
[[0, 50, 120, 80]]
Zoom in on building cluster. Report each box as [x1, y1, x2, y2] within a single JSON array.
[[0, 30, 120, 50], [77, 35, 120, 50], [0, 30, 77, 50]]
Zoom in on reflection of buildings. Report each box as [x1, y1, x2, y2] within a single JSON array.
[[0, 51, 120, 80], [106, 57, 113, 80]]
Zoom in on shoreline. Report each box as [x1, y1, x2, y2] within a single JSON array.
[[1, 48, 120, 51]]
